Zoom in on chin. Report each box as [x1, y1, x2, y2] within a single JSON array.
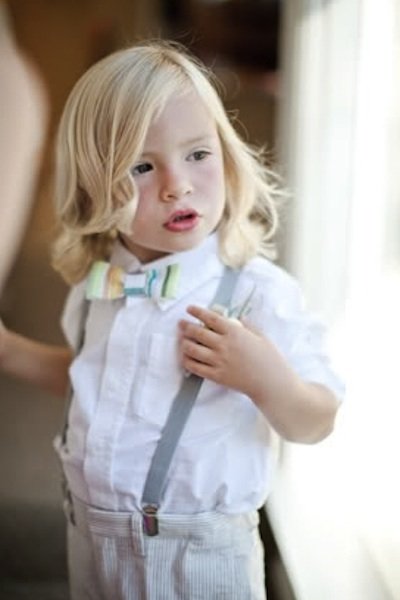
[[171, 235, 206, 253]]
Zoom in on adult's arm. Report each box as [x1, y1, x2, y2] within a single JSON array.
[[0, 5, 48, 292]]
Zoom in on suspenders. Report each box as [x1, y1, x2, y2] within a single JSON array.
[[60, 267, 241, 535], [141, 267, 241, 535]]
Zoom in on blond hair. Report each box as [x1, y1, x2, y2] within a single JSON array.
[[52, 40, 281, 284]]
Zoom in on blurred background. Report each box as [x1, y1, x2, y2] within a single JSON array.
[[0, 0, 399, 599]]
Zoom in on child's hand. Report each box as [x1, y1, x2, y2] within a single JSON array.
[[179, 305, 270, 398], [179, 304, 340, 443]]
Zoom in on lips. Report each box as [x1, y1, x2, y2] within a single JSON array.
[[163, 209, 199, 232]]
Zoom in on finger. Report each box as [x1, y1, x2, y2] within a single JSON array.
[[228, 317, 243, 328], [179, 319, 221, 347], [181, 338, 215, 366], [182, 356, 217, 380], [186, 305, 229, 333]]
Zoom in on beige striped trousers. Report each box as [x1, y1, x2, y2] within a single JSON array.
[[66, 494, 267, 600]]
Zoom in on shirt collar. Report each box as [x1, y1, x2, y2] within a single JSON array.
[[109, 234, 224, 310]]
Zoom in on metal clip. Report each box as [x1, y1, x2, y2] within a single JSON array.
[[142, 504, 159, 536]]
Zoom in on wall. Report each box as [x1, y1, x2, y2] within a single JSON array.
[[0, 1, 280, 595]]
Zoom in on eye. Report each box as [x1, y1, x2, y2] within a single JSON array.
[[131, 162, 153, 176], [188, 150, 210, 162]]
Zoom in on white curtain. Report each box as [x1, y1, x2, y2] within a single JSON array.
[[267, 1, 400, 598]]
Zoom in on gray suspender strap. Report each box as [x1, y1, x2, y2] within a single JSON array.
[[141, 267, 241, 535], [57, 298, 90, 525]]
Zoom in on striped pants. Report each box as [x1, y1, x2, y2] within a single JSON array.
[[66, 494, 267, 600]]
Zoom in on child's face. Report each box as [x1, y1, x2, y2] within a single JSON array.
[[120, 90, 226, 263]]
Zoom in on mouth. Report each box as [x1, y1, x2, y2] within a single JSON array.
[[163, 209, 200, 232]]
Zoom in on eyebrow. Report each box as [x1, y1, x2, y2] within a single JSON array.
[[142, 135, 216, 156], [180, 135, 215, 147]]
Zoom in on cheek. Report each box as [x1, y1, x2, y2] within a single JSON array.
[[131, 182, 154, 222], [198, 162, 225, 195], [135, 179, 151, 203]]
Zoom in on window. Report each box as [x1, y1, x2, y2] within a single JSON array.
[[267, 1, 400, 598]]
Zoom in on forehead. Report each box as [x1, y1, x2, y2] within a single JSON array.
[[143, 90, 218, 148]]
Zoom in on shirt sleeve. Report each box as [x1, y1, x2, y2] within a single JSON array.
[[283, 298, 345, 402], [244, 261, 346, 403]]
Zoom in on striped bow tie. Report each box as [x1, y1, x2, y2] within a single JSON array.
[[86, 261, 180, 301]]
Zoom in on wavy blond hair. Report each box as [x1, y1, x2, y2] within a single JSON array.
[[52, 40, 282, 284]]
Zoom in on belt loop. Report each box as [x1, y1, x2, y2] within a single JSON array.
[[130, 513, 147, 557], [142, 504, 159, 536]]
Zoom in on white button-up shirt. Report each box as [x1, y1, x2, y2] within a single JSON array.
[[57, 234, 344, 514]]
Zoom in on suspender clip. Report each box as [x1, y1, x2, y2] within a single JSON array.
[[142, 504, 159, 536]]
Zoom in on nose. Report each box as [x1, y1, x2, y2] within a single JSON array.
[[160, 168, 193, 202]]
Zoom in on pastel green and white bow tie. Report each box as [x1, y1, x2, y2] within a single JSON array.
[[86, 261, 180, 301]]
